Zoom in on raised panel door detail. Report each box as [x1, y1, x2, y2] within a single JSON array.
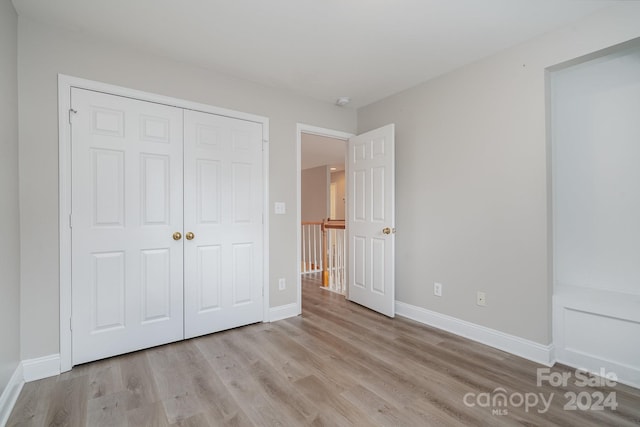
[[140, 115, 170, 143], [92, 251, 125, 332], [371, 238, 385, 295], [232, 130, 251, 151], [353, 170, 366, 221], [233, 243, 253, 305], [197, 245, 221, 312], [353, 236, 366, 289], [354, 142, 367, 163], [141, 154, 170, 225], [197, 124, 221, 149], [372, 137, 385, 158], [197, 160, 221, 224], [232, 162, 252, 224], [92, 107, 124, 137], [141, 249, 171, 323], [371, 166, 385, 222], [92, 149, 124, 227]]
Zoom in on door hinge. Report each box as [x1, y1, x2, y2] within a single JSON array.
[[69, 108, 77, 124], [262, 139, 268, 151], [69, 214, 73, 228], [69, 317, 72, 331]]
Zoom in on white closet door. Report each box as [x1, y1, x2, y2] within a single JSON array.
[[183, 110, 264, 338], [71, 88, 184, 365]]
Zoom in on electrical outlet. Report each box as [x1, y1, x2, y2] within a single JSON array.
[[434, 282, 442, 297], [477, 291, 486, 306], [278, 278, 286, 291]]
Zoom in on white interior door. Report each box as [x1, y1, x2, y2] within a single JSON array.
[[183, 110, 264, 339], [347, 124, 395, 317], [71, 88, 184, 364]]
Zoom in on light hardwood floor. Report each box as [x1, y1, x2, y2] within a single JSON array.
[[8, 274, 640, 426]]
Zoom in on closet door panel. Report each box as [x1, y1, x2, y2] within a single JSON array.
[[71, 88, 184, 365], [184, 110, 264, 338]]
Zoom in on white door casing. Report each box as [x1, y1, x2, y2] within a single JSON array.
[[347, 124, 395, 317], [71, 88, 185, 364], [183, 110, 264, 338]]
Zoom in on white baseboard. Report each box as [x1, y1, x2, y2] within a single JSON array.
[[396, 301, 555, 366], [22, 354, 60, 382], [269, 303, 300, 323], [0, 363, 24, 427]]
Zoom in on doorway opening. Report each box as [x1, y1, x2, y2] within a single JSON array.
[[296, 125, 353, 314]]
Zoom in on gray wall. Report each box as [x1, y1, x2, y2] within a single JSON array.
[[0, 0, 21, 394], [301, 166, 329, 222], [17, 17, 356, 360], [358, 4, 640, 344], [330, 171, 346, 220]]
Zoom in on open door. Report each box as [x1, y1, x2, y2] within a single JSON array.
[[347, 124, 395, 317]]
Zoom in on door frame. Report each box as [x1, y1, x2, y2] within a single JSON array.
[[296, 124, 353, 314], [59, 74, 270, 372]]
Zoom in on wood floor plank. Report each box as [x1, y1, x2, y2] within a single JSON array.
[[7, 274, 640, 426], [43, 374, 88, 427], [119, 351, 160, 412], [6, 376, 56, 426], [126, 401, 170, 427], [196, 334, 301, 426], [293, 374, 375, 426], [86, 391, 129, 427]]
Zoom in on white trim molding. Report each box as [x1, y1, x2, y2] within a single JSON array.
[[0, 363, 24, 426], [396, 301, 555, 367], [269, 303, 300, 323], [22, 354, 61, 383]]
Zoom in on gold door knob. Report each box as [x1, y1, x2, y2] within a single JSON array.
[[382, 227, 392, 235], [186, 232, 195, 241], [172, 232, 182, 241]]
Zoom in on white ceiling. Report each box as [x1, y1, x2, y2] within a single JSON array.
[[301, 133, 346, 171], [12, 0, 620, 108]]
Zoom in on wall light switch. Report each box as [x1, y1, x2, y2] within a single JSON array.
[[274, 202, 286, 214]]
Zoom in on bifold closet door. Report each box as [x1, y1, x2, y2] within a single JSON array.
[[71, 88, 184, 365], [183, 110, 264, 339]]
